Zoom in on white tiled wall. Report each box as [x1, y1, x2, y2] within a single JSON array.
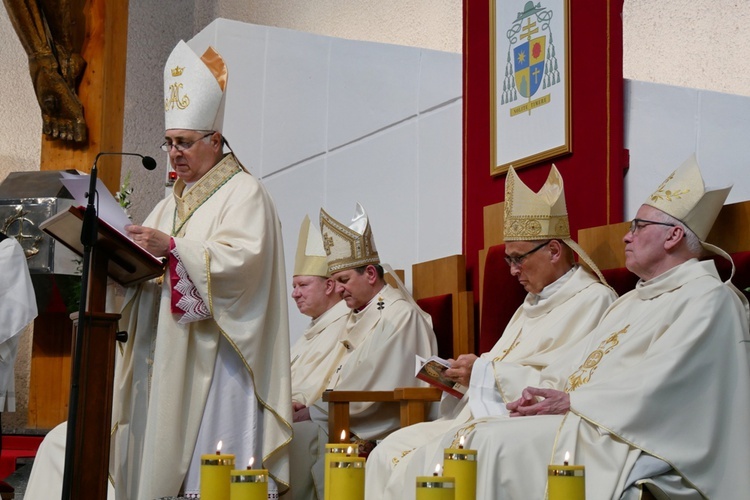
[[190, 19, 463, 342], [624, 80, 750, 219]]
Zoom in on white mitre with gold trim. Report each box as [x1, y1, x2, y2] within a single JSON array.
[[644, 154, 731, 241], [504, 165, 607, 284], [504, 164, 569, 241], [320, 203, 380, 274], [645, 155, 748, 319], [294, 215, 329, 277], [164, 40, 227, 131]]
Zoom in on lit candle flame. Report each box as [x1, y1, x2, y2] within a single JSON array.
[[459, 435, 465, 449], [433, 463, 441, 476], [248, 457, 254, 469], [340, 429, 347, 442], [564, 451, 570, 466], [216, 440, 223, 454], [346, 446, 353, 456]]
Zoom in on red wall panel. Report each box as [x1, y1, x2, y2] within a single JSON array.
[[463, 0, 626, 293]]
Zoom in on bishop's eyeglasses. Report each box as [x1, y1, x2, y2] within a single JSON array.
[[504, 240, 551, 267], [628, 218, 676, 234], [160, 132, 214, 152]]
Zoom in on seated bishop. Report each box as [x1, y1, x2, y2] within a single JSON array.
[[290, 215, 350, 412], [365, 164, 616, 499], [377, 156, 750, 499], [289, 203, 437, 500]]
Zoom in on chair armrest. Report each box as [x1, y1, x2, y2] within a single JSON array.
[[394, 387, 442, 426], [393, 387, 442, 401], [322, 391, 397, 442], [322, 391, 397, 403]]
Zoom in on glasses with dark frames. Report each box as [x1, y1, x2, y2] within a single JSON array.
[[628, 218, 676, 234], [504, 240, 551, 267]]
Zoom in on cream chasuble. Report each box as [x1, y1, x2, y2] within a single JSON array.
[[290, 300, 350, 406], [367, 266, 614, 500], [386, 259, 750, 500], [289, 284, 437, 500], [110, 154, 292, 499]]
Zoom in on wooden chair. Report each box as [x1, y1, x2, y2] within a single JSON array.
[[322, 254, 474, 443]]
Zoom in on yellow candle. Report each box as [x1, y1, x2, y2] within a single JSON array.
[[324, 431, 350, 500], [230, 458, 268, 500], [416, 465, 455, 500], [548, 453, 585, 500], [443, 443, 476, 500], [201, 441, 235, 500], [328, 451, 365, 500]]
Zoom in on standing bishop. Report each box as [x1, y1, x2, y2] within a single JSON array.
[[111, 40, 292, 498]]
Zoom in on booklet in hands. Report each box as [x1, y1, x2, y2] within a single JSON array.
[[415, 355, 467, 399]]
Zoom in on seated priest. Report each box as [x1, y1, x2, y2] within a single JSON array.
[[366, 164, 617, 499], [290, 215, 350, 413], [378, 156, 750, 500], [289, 203, 438, 500]]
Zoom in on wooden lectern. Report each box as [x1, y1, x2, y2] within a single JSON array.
[[41, 206, 165, 499]]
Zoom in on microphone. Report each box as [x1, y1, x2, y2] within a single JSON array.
[[94, 151, 157, 170]]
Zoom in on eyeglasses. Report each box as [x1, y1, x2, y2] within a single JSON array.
[[504, 240, 550, 267], [628, 218, 676, 234], [160, 132, 213, 152]]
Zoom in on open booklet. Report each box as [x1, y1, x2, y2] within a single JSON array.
[[415, 355, 467, 399], [39, 173, 165, 286], [58, 172, 133, 236]]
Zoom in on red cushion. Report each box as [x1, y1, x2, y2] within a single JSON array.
[[0, 435, 43, 479], [416, 294, 454, 359], [601, 267, 639, 297], [479, 245, 527, 354]]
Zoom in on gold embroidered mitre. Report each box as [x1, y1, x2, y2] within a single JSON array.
[[504, 164, 609, 286], [644, 155, 731, 241], [504, 164, 570, 241], [320, 203, 380, 274], [293, 215, 329, 277], [164, 40, 228, 131]]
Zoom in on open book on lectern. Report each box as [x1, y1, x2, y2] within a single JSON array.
[[40, 173, 165, 287]]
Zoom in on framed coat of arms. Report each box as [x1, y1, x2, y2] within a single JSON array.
[[491, 0, 570, 176]]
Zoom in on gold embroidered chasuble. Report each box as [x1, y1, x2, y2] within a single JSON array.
[[367, 266, 614, 500], [290, 299, 350, 406], [380, 259, 750, 500], [289, 283, 437, 500], [110, 154, 292, 498]]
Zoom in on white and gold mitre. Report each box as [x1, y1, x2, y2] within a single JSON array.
[[504, 164, 609, 285], [319, 203, 380, 274], [293, 215, 329, 277], [644, 155, 731, 241], [503, 164, 570, 241], [164, 40, 227, 131]]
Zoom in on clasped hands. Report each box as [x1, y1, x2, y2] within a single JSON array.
[[506, 387, 570, 417]]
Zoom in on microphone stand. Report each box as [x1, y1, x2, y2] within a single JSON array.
[[61, 159, 100, 500], [59, 151, 156, 500]]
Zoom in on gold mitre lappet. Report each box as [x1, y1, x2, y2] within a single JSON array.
[[504, 165, 608, 284], [644, 154, 731, 242], [294, 215, 329, 277], [164, 40, 228, 131], [320, 203, 380, 274]]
